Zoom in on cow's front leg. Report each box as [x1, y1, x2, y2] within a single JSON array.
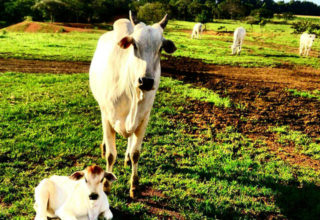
[[101, 114, 117, 194], [129, 114, 150, 198]]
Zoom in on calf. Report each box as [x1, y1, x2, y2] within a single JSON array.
[[34, 165, 117, 220], [231, 27, 246, 55], [300, 33, 316, 57], [191, 23, 204, 39]]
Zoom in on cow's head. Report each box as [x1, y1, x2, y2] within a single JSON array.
[[310, 34, 316, 42], [70, 165, 117, 201], [118, 11, 177, 92]]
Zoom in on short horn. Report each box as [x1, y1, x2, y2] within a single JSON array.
[[129, 10, 135, 27], [159, 14, 168, 29]]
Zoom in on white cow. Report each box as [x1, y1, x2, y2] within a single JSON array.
[[299, 33, 316, 57], [231, 27, 246, 55], [89, 12, 176, 198], [34, 165, 117, 220], [191, 23, 204, 39]]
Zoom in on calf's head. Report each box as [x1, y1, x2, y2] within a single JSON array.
[[70, 165, 117, 200], [118, 12, 177, 92]]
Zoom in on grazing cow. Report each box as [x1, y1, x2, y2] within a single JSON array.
[[231, 27, 246, 55], [34, 165, 117, 220], [299, 33, 316, 57], [89, 12, 176, 198], [191, 23, 205, 39]]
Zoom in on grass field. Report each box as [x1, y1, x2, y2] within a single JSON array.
[[1, 73, 320, 219], [1, 18, 320, 219], [0, 18, 320, 68]]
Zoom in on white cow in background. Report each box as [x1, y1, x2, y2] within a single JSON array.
[[299, 33, 316, 57], [89, 12, 176, 198], [231, 27, 246, 55], [191, 23, 205, 39]]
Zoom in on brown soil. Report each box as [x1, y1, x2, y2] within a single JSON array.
[[0, 58, 90, 74], [161, 55, 320, 171], [3, 21, 104, 33]]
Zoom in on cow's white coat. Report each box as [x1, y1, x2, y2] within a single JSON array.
[[300, 33, 316, 57], [231, 27, 246, 55]]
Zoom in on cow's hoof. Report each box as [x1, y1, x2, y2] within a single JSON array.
[[130, 187, 140, 199], [130, 176, 140, 198], [100, 143, 105, 159]]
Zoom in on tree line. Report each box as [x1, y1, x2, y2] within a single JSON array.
[[1, 0, 320, 26]]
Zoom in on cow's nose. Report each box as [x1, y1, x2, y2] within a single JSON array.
[[138, 77, 154, 91], [89, 193, 99, 200]]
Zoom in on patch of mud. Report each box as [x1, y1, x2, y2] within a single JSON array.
[[162, 56, 320, 170], [0, 58, 90, 74]]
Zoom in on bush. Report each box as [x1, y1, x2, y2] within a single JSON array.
[[292, 20, 320, 34], [137, 2, 170, 24]]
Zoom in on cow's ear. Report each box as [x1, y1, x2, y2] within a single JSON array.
[[162, 39, 177, 54], [104, 172, 117, 182], [69, 171, 85, 180], [118, 36, 135, 49]]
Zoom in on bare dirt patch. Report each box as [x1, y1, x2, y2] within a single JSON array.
[[162, 56, 320, 170], [0, 58, 89, 74], [2, 21, 104, 33]]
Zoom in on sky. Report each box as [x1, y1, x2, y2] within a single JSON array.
[[276, 0, 320, 6]]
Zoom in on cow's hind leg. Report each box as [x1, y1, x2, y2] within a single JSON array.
[[129, 114, 150, 198], [101, 114, 117, 194]]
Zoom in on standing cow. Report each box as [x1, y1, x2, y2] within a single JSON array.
[[89, 12, 176, 198], [299, 33, 316, 57], [191, 23, 205, 39], [231, 27, 246, 55]]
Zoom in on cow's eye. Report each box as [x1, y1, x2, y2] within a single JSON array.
[[100, 178, 104, 183], [85, 178, 88, 183]]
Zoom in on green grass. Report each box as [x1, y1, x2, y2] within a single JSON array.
[[1, 72, 320, 219], [0, 18, 320, 68], [272, 126, 320, 160], [288, 89, 320, 101]]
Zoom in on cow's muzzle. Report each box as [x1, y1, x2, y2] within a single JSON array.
[[138, 77, 154, 91], [89, 193, 99, 200]]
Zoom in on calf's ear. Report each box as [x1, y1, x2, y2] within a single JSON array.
[[162, 39, 177, 54], [104, 172, 117, 182], [69, 171, 85, 180], [118, 36, 135, 49]]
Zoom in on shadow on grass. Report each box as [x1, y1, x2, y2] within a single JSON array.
[[110, 207, 141, 220], [162, 164, 320, 219], [263, 54, 299, 58]]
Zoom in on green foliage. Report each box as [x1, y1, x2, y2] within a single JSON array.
[[137, 2, 169, 24], [291, 20, 320, 34]]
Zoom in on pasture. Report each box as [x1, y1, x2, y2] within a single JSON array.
[[1, 18, 320, 219]]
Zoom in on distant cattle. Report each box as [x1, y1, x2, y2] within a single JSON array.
[[299, 33, 316, 57], [34, 165, 116, 220], [89, 12, 176, 198], [231, 27, 246, 55], [191, 23, 205, 39]]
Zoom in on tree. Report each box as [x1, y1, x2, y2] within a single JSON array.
[[137, 2, 170, 23], [32, 0, 68, 22]]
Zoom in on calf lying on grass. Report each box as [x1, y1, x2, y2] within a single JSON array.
[[34, 165, 117, 220]]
